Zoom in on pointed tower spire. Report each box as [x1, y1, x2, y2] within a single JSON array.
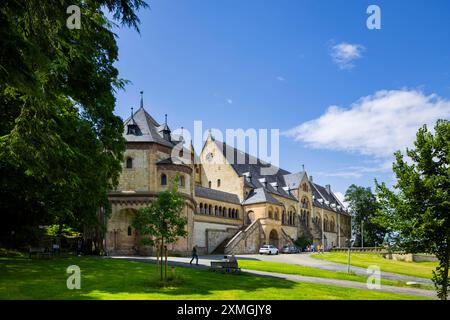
[[160, 113, 171, 141], [140, 91, 144, 109]]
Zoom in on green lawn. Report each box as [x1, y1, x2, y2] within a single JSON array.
[[238, 260, 433, 290], [0, 256, 429, 300], [311, 252, 438, 279]]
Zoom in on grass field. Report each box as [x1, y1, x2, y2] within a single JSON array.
[[311, 252, 438, 279], [237, 260, 433, 290], [0, 256, 429, 300]]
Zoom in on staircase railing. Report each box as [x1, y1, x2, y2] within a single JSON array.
[[225, 219, 261, 254]]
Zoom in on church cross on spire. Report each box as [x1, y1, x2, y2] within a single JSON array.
[[140, 91, 144, 109]]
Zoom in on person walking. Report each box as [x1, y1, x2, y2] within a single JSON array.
[[190, 245, 199, 265]]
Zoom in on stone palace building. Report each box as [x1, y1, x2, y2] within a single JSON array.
[[105, 99, 351, 256]]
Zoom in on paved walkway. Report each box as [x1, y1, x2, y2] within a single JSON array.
[[233, 253, 434, 286], [111, 255, 437, 299]]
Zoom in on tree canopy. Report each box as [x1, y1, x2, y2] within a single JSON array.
[[375, 119, 450, 300], [344, 184, 386, 247], [133, 178, 188, 280], [0, 1, 148, 249]]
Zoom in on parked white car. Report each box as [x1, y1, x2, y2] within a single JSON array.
[[259, 244, 279, 255]]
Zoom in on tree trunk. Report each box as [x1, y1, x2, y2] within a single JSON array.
[[165, 246, 168, 279], [442, 246, 449, 300], [160, 237, 164, 281]]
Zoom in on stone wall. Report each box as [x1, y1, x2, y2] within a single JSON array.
[[225, 220, 265, 254], [199, 138, 245, 201]]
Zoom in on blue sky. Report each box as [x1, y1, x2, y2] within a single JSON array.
[[111, 0, 450, 201]]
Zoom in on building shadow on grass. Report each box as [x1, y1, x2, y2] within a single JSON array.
[[0, 256, 298, 300]]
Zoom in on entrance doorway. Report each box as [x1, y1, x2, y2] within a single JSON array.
[[269, 229, 279, 248]]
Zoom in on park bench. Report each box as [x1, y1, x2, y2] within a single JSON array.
[[210, 259, 241, 273], [29, 247, 52, 259]]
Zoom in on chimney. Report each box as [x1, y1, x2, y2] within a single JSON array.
[[325, 184, 331, 194]]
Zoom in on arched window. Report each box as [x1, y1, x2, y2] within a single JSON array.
[[199, 203, 203, 214], [217, 179, 221, 187], [179, 175, 185, 187], [274, 209, 279, 221], [268, 208, 273, 219], [208, 181, 212, 188], [215, 205, 218, 216], [161, 174, 167, 185], [209, 204, 212, 215], [127, 226, 132, 236], [126, 157, 133, 169]]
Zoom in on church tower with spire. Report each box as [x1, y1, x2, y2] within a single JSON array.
[[106, 91, 195, 256]]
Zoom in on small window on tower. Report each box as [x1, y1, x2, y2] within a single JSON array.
[[127, 124, 140, 136], [126, 157, 133, 169], [161, 174, 167, 186], [127, 226, 132, 236], [179, 175, 185, 187], [208, 181, 212, 188], [217, 179, 221, 187]]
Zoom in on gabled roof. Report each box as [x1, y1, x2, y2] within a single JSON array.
[[311, 182, 349, 215], [209, 139, 347, 214], [213, 140, 297, 201], [123, 107, 181, 147], [242, 188, 283, 206], [195, 186, 241, 205], [283, 172, 307, 189]]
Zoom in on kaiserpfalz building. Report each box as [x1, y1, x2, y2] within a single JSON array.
[[105, 98, 351, 256]]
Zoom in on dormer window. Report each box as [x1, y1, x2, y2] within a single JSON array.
[[127, 124, 140, 135]]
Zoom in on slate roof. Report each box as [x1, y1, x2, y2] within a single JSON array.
[[284, 172, 306, 189], [311, 182, 349, 215], [213, 140, 297, 201], [211, 139, 348, 214], [156, 156, 191, 168], [195, 186, 241, 205], [123, 107, 182, 147], [242, 188, 283, 205]]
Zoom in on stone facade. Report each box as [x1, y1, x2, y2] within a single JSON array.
[[105, 104, 351, 256]]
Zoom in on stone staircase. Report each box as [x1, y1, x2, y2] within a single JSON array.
[[224, 219, 265, 255], [298, 219, 314, 240], [311, 219, 325, 243], [211, 237, 230, 255]]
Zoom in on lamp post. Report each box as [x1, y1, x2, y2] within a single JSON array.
[[361, 220, 364, 249], [347, 238, 355, 273], [337, 205, 341, 247], [318, 199, 324, 252]]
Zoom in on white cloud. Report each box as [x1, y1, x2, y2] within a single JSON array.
[[227, 99, 233, 105], [285, 89, 450, 159], [315, 162, 392, 179], [276, 76, 285, 82], [330, 42, 365, 70]]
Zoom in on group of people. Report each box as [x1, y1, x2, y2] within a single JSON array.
[[305, 244, 324, 253]]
